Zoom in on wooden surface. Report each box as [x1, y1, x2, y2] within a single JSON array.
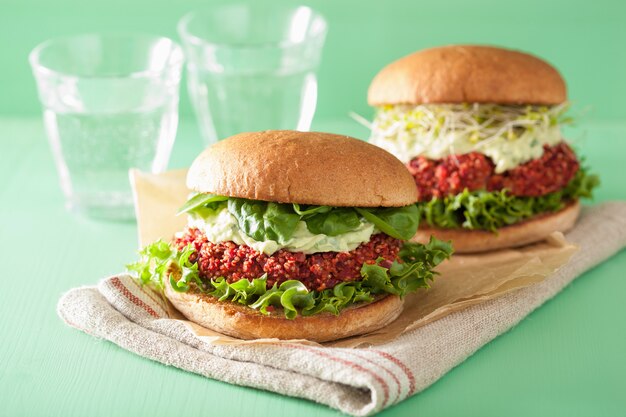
[[1, 117, 625, 416]]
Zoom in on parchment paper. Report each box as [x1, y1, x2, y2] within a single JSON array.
[[129, 169, 578, 348]]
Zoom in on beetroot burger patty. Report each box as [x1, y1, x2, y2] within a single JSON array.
[[174, 227, 402, 292], [408, 142, 580, 201]]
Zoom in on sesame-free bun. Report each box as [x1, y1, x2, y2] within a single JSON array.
[[412, 200, 580, 253], [368, 45, 567, 106], [187, 130, 417, 207], [164, 284, 404, 342]]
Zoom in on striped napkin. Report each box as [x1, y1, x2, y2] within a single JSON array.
[[57, 202, 626, 416]]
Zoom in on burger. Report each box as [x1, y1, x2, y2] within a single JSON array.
[[127, 130, 452, 342], [367, 45, 599, 253]]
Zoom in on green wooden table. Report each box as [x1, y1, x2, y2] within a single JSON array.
[[1, 117, 625, 417]]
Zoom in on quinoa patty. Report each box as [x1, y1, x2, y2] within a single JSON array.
[[173, 228, 402, 292], [408, 142, 580, 201]]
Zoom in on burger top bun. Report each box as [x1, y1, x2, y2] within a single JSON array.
[[187, 130, 418, 207], [368, 45, 567, 106]]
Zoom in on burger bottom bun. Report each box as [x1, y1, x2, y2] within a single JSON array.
[[412, 200, 580, 253], [164, 285, 404, 342]]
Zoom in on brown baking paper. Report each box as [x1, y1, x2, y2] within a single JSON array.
[[129, 169, 578, 348]]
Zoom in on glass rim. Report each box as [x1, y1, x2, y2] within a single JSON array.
[[177, 5, 328, 50], [29, 32, 184, 80]]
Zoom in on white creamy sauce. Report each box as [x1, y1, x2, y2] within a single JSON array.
[[187, 207, 376, 255], [369, 104, 565, 173]]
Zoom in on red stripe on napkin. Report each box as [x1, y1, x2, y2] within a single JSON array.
[[110, 277, 160, 318]]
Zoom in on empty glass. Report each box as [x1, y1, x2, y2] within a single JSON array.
[[178, 5, 327, 145], [30, 33, 183, 220]]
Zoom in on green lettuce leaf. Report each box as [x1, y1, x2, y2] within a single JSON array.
[[418, 168, 599, 232], [227, 199, 302, 244], [292, 203, 332, 216], [304, 208, 362, 236], [180, 194, 420, 242], [126, 239, 173, 289], [126, 236, 453, 320], [177, 193, 228, 216], [355, 204, 420, 240]]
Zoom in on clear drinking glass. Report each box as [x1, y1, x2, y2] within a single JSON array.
[[178, 5, 327, 145], [29, 33, 183, 220]]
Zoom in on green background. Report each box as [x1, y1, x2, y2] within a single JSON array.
[[2, 0, 626, 123], [1, 1, 625, 416]]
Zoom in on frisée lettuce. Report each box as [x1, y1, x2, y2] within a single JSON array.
[[126, 237, 453, 319], [418, 168, 599, 232]]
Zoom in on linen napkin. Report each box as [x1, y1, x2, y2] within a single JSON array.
[[57, 202, 626, 416]]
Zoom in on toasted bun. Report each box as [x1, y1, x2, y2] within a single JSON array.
[[368, 45, 566, 106], [187, 130, 417, 207], [164, 285, 404, 342], [412, 200, 580, 253]]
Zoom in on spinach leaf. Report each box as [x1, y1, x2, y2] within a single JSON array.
[[179, 193, 424, 241], [355, 204, 420, 240], [292, 204, 332, 216], [304, 208, 362, 236], [177, 193, 228, 215], [227, 199, 301, 244]]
